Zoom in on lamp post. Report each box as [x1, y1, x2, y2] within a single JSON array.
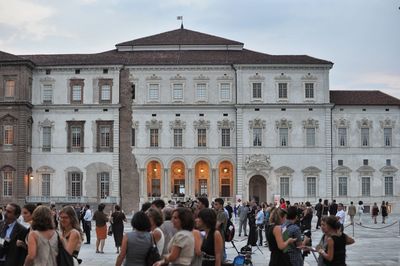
[[26, 167, 34, 201]]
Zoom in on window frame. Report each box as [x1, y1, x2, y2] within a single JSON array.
[[96, 121, 113, 152], [67, 121, 85, 152], [99, 172, 110, 199], [251, 82, 262, 101], [338, 127, 347, 147], [361, 127, 370, 147], [304, 82, 315, 100], [221, 128, 231, 147], [306, 127, 316, 147], [148, 83, 160, 102], [172, 83, 184, 102], [361, 176, 371, 196], [4, 79, 16, 98], [219, 82, 232, 102], [384, 176, 393, 196], [150, 128, 159, 147], [2, 168, 14, 197], [253, 127, 262, 147], [280, 177, 290, 197], [42, 126, 52, 152], [279, 127, 289, 147], [42, 84, 53, 104], [197, 128, 207, 147], [69, 172, 82, 197], [384, 127, 392, 147], [338, 176, 347, 196], [306, 177, 317, 197], [173, 128, 183, 148], [195, 83, 208, 102], [41, 173, 51, 197], [277, 82, 288, 100]]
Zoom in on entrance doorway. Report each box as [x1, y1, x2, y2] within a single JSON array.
[[249, 175, 266, 203]]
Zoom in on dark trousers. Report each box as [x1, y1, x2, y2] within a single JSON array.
[[84, 221, 91, 243], [316, 215, 322, 228], [257, 224, 263, 246]]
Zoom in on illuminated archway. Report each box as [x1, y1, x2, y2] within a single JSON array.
[[171, 161, 185, 197], [249, 175, 267, 203], [147, 160, 161, 197], [195, 161, 209, 197], [219, 161, 233, 197]]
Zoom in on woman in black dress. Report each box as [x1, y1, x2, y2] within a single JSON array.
[[381, 201, 388, 224], [266, 208, 296, 266], [195, 208, 223, 266], [111, 205, 127, 253]]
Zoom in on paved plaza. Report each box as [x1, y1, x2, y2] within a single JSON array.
[[79, 213, 400, 266]]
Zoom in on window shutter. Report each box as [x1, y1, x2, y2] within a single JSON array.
[[80, 124, 85, 152], [96, 123, 100, 152], [97, 173, 100, 200], [67, 173, 71, 196], [67, 124, 71, 152], [109, 123, 114, 152], [79, 173, 83, 196]]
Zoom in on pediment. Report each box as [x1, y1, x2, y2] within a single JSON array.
[[170, 74, 186, 81], [274, 166, 294, 176], [334, 118, 350, 128], [301, 73, 318, 80], [146, 74, 162, 81], [38, 118, 54, 128], [357, 118, 373, 128], [249, 73, 265, 80], [333, 166, 352, 174], [217, 119, 235, 130], [193, 74, 209, 81], [217, 74, 233, 81], [275, 118, 292, 129], [170, 118, 186, 129], [274, 73, 291, 81], [380, 166, 398, 175], [36, 166, 56, 173], [146, 119, 162, 129], [249, 119, 266, 129], [302, 166, 322, 176], [380, 118, 395, 129], [0, 114, 18, 123], [303, 118, 319, 129], [356, 165, 375, 174], [193, 118, 210, 129]]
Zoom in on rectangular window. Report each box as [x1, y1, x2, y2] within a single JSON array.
[[221, 128, 230, 147], [72, 85, 82, 102], [196, 83, 207, 101], [385, 176, 393, 196], [384, 128, 392, 147], [173, 128, 183, 147], [198, 128, 206, 147], [42, 84, 53, 103], [253, 128, 262, 147], [361, 128, 369, 147], [306, 128, 316, 146], [173, 179, 185, 195], [278, 83, 288, 99], [307, 177, 316, 197], [172, 84, 183, 101], [148, 84, 159, 101], [42, 126, 51, 152], [338, 177, 347, 196], [151, 179, 161, 197], [100, 172, 110, 199], [5, 80, 15, 98], [280, 177, 289, 197], [220, 83, 231, 101], [71, 126, 82, 150], [131, 128, 135, 146], [338, 128, 347, 147], [279, 128, 288, 147], [199, 179, 208, 196], [252, 83, 262, 99], [150, 129, 159, 147], [100, 85, 111, 101], [361, 177, 370, 196], [3, 171, 13, 196], [71, 172, 81, 197], [305, 83, 314, 99], [4, 125, 14, 145], [100, 126, 111, 148], [42, 174, 50, 197], [221, 178, 231, 197]]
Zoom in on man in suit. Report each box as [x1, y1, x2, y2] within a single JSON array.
[[0, 203, 28, 266], [315, 198, 323, 229]]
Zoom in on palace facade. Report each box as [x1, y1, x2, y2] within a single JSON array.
[[1, 27, 399, 212]]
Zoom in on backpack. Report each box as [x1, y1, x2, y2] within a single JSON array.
[[225, 220, 235, 242]]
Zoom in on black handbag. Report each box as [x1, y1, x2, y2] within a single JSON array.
[[56, 232, 74, 266], [108, 224, 113, 236], [146, 233, 161, 266]]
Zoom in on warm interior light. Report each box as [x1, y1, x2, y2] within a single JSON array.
[[223, 168, 228, 173], [200, 168, 204, 173], [30, 175, 34, 180], [153, 168, 157, 172], [177, 169, 181, 173]]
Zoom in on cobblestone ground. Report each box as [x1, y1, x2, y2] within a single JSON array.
[[79, 213, 400, 266]]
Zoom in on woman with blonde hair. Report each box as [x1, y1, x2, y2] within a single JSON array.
[[266, 208, 296, 266], [24, 206, 58, 266], [59, 206, 83, 261]]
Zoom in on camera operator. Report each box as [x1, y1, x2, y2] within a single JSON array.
[[282, 207, 310, 266]]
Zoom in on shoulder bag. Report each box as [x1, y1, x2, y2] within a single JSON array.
[[146, 232, 161, 266], [56, 232, 74, 266]]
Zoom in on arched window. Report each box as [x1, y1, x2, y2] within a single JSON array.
[[171, 161, 185, 197], [219, 161, 233, 197], [195, 161, 209, 197], [147, 161, 161, 197]]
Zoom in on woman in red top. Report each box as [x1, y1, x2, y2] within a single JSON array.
[[279, 198, 287, 209]]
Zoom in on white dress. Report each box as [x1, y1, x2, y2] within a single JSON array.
[[154, 227, 165, 256]]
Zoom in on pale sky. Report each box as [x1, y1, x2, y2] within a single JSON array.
[[1, 0, 399, 98]]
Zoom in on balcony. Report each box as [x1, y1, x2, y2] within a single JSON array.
[[26, 196, 118, 204]]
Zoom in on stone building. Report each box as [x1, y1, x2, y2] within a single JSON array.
[[0, 27, 399, 212]]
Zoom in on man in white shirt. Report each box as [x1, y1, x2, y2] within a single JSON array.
[[83, 204, 92, 244], [335, 203, 346, 232]]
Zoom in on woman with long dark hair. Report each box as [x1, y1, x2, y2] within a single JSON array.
[[111, 205, 127, 253], [59, 206, 84, 259], [196, 208, 223, 266]]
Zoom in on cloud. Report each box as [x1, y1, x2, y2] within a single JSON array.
[[0, 0, 56, 40]]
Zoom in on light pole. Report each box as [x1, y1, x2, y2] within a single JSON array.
[[26, 167, 34, 201]]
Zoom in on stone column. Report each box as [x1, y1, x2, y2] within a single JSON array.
[[212, 168, 218, 198], [163, 169, 169, 199], [139, 168, 146, 199], [186, 168, 192, 198]]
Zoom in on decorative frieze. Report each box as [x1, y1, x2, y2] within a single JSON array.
[[379, 118, 395, 129], [193, 118, 210, 129], [217, 119, 235, 130], [275, 118, 292, 129], [169, 118, 186, 130], [357, 118, 373, 128], [302, 118, 319, 129], [249, 118, 266, 129], [145, 118, 162, 129], [244, 154, 271, 170]]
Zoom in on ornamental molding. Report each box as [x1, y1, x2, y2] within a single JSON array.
[[0, 114, 18, 123], [379, 118, 395, 129], [193, 118, 210, 129], [169, 118, 186, 130], [379, 166, 398, 175], [301, 73, 318, 81], [217, 119, 235, 130], [334, 118, 350, 128], [132, 120, 139, 129], [357, 118, 373, 128], [249, 118, 266, 129], [244, 154, 272, 171], [145, 118, 162, 129], [129, 66, 231, 72], [170, 74, 186, 81], [38, 118, 55, 129], [275, 118, 292, 129], [39, 77, 56, 83], [193, 74, 210, 81], [274, 73, 291, 81], [302, 166, 322, 176], [36, 165, 56, 174], [302, 118, 319, 129], [333, 166, 352, 175], [356, 165, 375, 175], [146, 74, 162, 81], [217, 74, 233, 81], [274, 166, 294, 176], [249, 73, 265, 81]]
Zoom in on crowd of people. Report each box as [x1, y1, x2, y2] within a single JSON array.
[[0, 197, 392, 266]]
